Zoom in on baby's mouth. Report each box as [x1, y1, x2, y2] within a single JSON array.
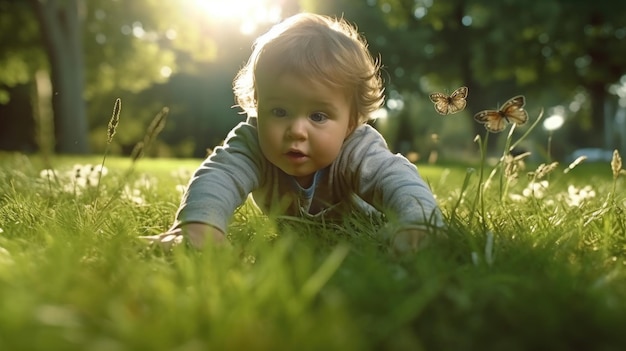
[[286, 148, 307, 157], [285, 149, 308, 162]]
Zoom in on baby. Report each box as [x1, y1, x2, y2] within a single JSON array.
[[144, 13, 445, 254]]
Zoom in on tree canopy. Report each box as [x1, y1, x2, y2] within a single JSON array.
[[1, 0, 625, 158]]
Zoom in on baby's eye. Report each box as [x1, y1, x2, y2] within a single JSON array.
[[309, 112, 328, 123], [271, 108, 287, 117]]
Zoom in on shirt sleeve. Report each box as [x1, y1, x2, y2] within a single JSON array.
[[171, 121, 265, 233], [336, 125, 444, 229]]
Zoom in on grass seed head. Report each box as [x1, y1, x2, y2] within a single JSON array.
[[145, 107, 169, 143], [528, 161, 558, 180], [131, 142, 144, 162], [107, 98, 122, 143], [564, 156, 587, 174], [504, 152, 530, 181], [611, 149, 623, 179]]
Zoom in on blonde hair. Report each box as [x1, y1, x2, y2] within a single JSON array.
[[233, 13, 384, 127]]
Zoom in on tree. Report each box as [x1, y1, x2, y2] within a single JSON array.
[[305, 0, 626, 152], [29, 0, 89, 154], [2, 0, 220, 154], [0, 0, 44, 151]]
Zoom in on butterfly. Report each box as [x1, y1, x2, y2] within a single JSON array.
[[473, 95, 529, 133], [429, 86, 468, 115]]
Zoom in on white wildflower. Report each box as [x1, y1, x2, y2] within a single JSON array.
[[39, 169, 55, 180], [509, 193, 526, 202], [74, 176, 88, 188], [80, 164, 95, 178], [522, 180, 549, 199], [565, 185, 596, 207], [0, 246, 13, 266], [134, 174, 157, 190], [175, 184, 187, 194], [122, 185, 145, 205], [71, 164, 82, 174], [171, 168, 192, 180]]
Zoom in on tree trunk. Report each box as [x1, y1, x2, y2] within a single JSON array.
[[30, 0, 90, 154]]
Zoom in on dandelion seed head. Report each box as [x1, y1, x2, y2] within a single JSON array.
[[509, 193, 525, 202], [75, 177, 87, 188], [93, 165, 108, 177], [171, 168, 192, 179], [71, 164, 83, 178], [80, 165, 94, 177], [134, 174, 157, 190], [122, 185, 145, 205], [522, 180, 549, 198], [565, 184, 596, 207], [39, 169, 55, 180]]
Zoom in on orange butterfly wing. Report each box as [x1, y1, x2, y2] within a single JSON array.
[[474, 110, 507, 133], [429, 92, 451, 115], [500, 95, 528, 126], [474, 95, 528, 133], [429, 86, 468, 115], [448, 86, 468, 114]]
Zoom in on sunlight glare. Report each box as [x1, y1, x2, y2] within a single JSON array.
[[193, 0, 282, 35]]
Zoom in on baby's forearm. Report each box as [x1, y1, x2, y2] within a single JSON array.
[[391, 228, 430, 254], [182, 222, 227, 249]]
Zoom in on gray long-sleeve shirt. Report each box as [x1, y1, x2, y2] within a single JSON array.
[[173, 117, 444, 233]]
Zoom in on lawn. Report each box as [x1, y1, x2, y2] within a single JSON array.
[[0, 148, 625, 350]]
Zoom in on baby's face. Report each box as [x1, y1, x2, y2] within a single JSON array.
[[256, 73, 353, 188]]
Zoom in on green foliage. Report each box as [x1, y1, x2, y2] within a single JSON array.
[[0, 1, 46, 103], [3, 0, 625, 156], [306, 0, 626, 149]]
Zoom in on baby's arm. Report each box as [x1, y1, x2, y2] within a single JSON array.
[[338, 126, 445, 252], [183, 223, 226, 248], [139, 223, 226, 250], [147, 121, 265, 249], [391, 228, 438, 254]]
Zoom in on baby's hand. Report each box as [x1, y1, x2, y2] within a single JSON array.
[[139, 228, 185, 251], [391, 228, 430, 255], [139, 223, 227, 251]]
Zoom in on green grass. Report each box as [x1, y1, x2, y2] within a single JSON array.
[[1, 148, 625, 351]]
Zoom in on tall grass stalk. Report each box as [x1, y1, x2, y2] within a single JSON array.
[[496, 123, 517, 201], [33, 70, 58, 185], [469, 132, 488, 232], [129, 106, 170, 171], [96, 98, 122, 198], [610, 149, 624, 203], [96, 107, 170, 216], [449, 167, 475, 223], [483, 108, 544, 200]]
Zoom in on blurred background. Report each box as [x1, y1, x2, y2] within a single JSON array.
[[1, 0, 625, 164]]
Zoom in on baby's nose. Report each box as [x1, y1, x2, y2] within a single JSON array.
[[286, 118, 307, 139]]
